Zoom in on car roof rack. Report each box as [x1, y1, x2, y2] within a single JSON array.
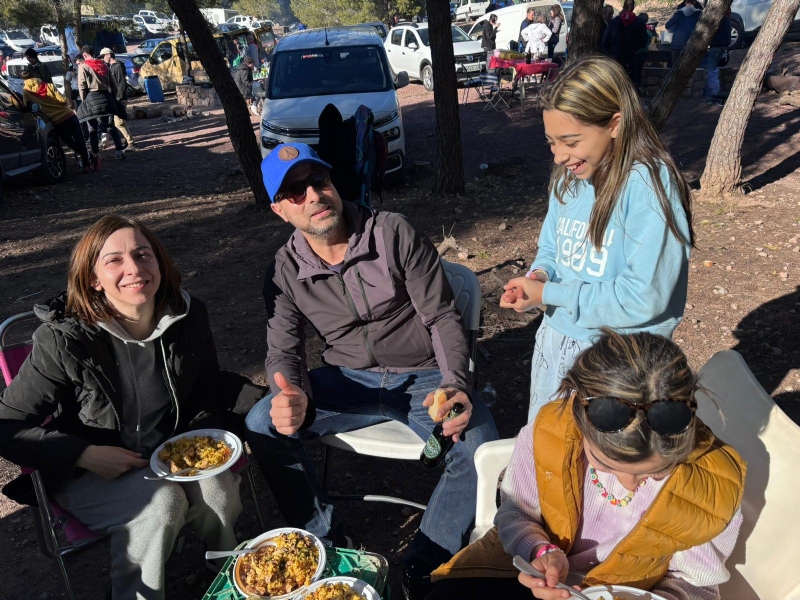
[[396, 21, 418, 27]]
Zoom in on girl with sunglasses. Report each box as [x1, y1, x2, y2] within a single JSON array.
[[499, 56, 694, 423], [425, 330, 745, 600]]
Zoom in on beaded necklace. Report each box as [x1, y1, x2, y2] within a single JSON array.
[[589, 465, 647, 507]]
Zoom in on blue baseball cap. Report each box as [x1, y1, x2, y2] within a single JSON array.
[[261, 143, 331, 202]]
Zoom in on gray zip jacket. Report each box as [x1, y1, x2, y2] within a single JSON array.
[[264, 203, 470, 399]]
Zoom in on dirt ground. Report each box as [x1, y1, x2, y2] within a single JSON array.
[[1, 39, 799, 600]]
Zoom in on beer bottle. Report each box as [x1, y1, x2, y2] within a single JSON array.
[[420, 403, 465, 469]]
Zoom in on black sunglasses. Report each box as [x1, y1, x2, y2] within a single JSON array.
[[274, 170, 331, 204], [579, 395, 696, 436]]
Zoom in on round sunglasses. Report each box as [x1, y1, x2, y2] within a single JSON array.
[[274, 170, 332, 204], [579, 395, 696, 436]]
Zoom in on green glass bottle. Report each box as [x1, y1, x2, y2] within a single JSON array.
[[420, 403, 465, 469]]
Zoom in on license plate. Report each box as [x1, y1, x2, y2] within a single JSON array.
[[464, 63, 481, 72]]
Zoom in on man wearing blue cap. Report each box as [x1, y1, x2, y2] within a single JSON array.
[[246, 143, 498, 599]]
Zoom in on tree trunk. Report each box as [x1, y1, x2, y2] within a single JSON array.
[[566, 0, 603, 65], [168, 0, 270, 207], [700, 0, 800, 195], [52, 0, 71, 102], [648, 0, 733, 130], [72, 0, 81, 45], [426, 0, 465, 194]]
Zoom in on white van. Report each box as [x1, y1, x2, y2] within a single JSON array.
[[40, 25, 59, 46], [467, 1, 571, 54], [258, 27, 408, 183], [455, 0, 490, 23], [729, 0, 800, 48]]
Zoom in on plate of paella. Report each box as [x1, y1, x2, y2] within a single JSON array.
[[148, 429, 242, 481]]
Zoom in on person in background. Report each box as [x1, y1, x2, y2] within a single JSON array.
[[76, 44, 125, 167], [522, 14, 552, 58], [424, 330, 745, 600], [599, 5, 615, 50], [547, 5, 565, 60], [101, 48, 136, 150], [245, 143, 498, 600], [245, 33, 260, 65], [705, 8, 731, 99], [666, 0, 702, 65], [499, 56, 693, 422], [0, 54, 7, 77], [0, 215, 263, 600], [482, 14, 499, 53], [24, 48, 53, 84], [633, 12, 657, 92], [601, 0, 649, 86], [518, 7, 537, 51], [20, 68, 91, 173], [234, 56, 258, 115]]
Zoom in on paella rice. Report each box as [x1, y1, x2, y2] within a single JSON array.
[[157, 435, 232, 475], [305, 582, 366, 600], [239, 531, 320, 596]]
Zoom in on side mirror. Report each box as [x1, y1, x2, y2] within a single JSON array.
[[149, 56, 157, 64], [470, 34, 478, 41], [408, 42, 418, 50], [395, 70, 409, 89]]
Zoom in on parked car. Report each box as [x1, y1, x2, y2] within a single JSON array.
[[6, 55, 67, 96], [252, 20, 277, 30], [133, 15, 168, 36], [0, 77, 67, 202], [116, 53, 148, 96], [226, 15, 256, 29], [137, 38, 165, 53], [455, 0, 490, 22], [729, 0, 800, 48], [386, 22, 485, 92], [258, 27, 408, 183], [40, 24, 59, 46], [468, 0, 571, 54], [0, 30, 37, 52]]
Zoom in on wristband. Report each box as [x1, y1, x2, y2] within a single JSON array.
[[535, 544, 563, 559], [527, 268, 549, 281]]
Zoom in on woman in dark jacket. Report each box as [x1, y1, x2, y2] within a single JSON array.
[[547, 5, 564, 59], [0, 215, 264, 600]]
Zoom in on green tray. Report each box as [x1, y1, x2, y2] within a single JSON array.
[[202, 545, 391, 600]]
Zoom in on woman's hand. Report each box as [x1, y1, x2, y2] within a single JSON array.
[[75, 445, 149, 479], [499, 277, 544, 313], [518, 550, 577, 599]]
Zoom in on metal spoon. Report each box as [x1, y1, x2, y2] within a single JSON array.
[[205, 541, 277, 560], [143, 468, 194, 480], [513, 555, 593, 600]]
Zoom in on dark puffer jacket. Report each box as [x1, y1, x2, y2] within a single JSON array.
[[0, 293, 265, 490]]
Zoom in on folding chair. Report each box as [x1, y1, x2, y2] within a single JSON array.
[[461, 74, 484, 105], [479, 72, 510, 112], [319, 260, 484, 510], [0, 311, 265, 599], [468, 350, 800, 600]]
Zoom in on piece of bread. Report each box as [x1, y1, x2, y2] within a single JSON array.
[[428, 388, 448, 422]]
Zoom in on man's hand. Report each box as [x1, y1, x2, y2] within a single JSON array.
[[422, 387, 472, 442], [270, 372, 309, 436], [499, 277, 544, 313], [517, 549, 575, 599], [75, 445, 149, 479]]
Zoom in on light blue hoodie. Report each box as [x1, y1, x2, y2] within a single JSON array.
[[529, 163, 691, 343]]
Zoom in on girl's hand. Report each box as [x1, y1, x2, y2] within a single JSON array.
[[75, 445, 149, 479], [499, 277, 544, 312], [518, 551, 574, 599]]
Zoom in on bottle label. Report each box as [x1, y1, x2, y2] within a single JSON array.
[[423, 435, 442, 459]]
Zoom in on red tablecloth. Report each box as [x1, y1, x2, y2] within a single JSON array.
[[488, 56, 558, 79]]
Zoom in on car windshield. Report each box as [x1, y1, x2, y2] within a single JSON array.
[[131, 55, 147, 66], [417, 26, 470, 46], [269, 45, 390, 99], [143, 16, 157, 24], [8, 31, 28, 40]]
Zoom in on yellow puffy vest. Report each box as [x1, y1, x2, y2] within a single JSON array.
[[432, 400, 746, 588]]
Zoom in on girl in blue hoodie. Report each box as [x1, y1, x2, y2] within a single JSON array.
[[500, 56, 694, 422]]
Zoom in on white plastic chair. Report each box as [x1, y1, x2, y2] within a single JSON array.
[[467, 349, 800, 599], [318, 260, 483, 510], [695, 350, 800, 600]]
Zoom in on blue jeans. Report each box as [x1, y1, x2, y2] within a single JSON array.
[[245, 366, 499, 555], [705, 47, 724, 97]]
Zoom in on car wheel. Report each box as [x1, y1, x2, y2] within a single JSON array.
[[42, 138, 67, 184], [730, 19, 744, 50], [422, 65, 434, 92]]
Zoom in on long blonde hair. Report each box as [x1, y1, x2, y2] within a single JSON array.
[[539, 56, 694, 249]]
